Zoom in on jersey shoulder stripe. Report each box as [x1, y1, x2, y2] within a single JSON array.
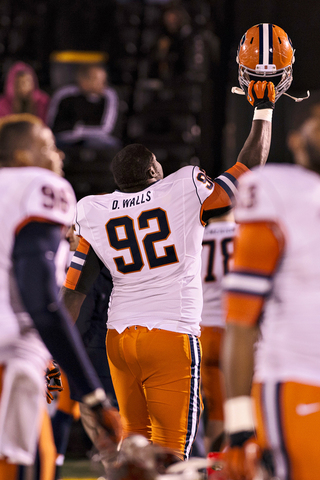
[[223, 271, 273, 297], [215, 170, 239, 196], [201, 162, 248, 214], [70, 250, 87, 271], [64, 237, 90, 290], [215, 163, 248, 200], [214, 176, 236, 201]]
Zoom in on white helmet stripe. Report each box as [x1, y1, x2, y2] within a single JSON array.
[[263, 23, 270, 65]]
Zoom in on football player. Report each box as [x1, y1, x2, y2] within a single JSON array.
[[52, 225, 117, 479], [61, 77, 275, 460], [222, 28, 320, 480], [200, 211, 236, 453], [0, 114, 122, 480]]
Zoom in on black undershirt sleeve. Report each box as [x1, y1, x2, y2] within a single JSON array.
[[13, 221, 103, 398]]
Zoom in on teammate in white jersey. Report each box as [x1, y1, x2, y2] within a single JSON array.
[[200, 212, 236, 453], [61, 80, 275, 460], [222, 115, 320, 480], [0, 114, 122, 480]]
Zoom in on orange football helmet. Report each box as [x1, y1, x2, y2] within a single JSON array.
[[236, 23, 295, 101]]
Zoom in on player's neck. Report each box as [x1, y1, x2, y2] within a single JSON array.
[[121, 178, 159, 193]]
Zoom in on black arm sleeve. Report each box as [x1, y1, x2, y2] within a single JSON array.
[[13, 222, 103, 398]]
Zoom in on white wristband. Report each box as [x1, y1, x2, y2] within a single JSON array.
[[253, 108, 273, 122], [224, 396, 255, 434], [82, 388, 107, 407]]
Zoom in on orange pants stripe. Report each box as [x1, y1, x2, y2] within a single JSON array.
[[107, 326, 202, 459], [252, 381, 320, 480]]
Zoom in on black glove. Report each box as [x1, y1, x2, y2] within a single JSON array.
[[45, 360, 63, 404], [229, 430, 255, 448], [246, 80, 275, 109]]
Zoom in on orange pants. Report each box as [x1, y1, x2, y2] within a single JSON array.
[[200, 326, 225, 421], [107, 326, 202, 459], [252, 380, 320, 480], [56, 371, 80, 419]]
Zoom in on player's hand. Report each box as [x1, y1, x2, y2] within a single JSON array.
[[91, 401, 123, 450], [45, 360, 63, 404], [223, 431, 260, 480], [246, 80, 275, 109]]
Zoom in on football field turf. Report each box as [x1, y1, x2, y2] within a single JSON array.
[[61, 458, 105, 479]]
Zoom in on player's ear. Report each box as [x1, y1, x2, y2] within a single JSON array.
[[147, 165, 157, 179], [13, 149, 34, 167]]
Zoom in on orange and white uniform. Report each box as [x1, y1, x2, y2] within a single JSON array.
[[0, 166, 75, 465], [200, 220, 236, 422], [224, 164, 320, 480], [65, 162, 247, 458]]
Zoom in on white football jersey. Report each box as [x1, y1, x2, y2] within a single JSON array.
[[0, 167, 76, 352], [75, 166, 219, 335], [201, 220, 236, 327], [235, 164, 320, 385]]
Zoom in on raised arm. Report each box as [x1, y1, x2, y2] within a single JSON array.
[[236, 80, 275, 169], [201, 81, 275, 219], [236, 117, 271, 168]]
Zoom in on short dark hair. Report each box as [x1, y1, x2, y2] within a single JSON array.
[[0, 114, 41, 165], [112, 144, 155, 190]]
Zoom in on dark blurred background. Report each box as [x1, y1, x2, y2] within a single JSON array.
[[0, 0, 318, 193]]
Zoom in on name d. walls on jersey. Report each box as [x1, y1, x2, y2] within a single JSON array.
[[112, 190, 152, 210]]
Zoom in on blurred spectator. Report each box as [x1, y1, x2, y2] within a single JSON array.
[[47, 64, 121, 149], [0, 62, 50, 122], [148, 5, 193, 81]]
